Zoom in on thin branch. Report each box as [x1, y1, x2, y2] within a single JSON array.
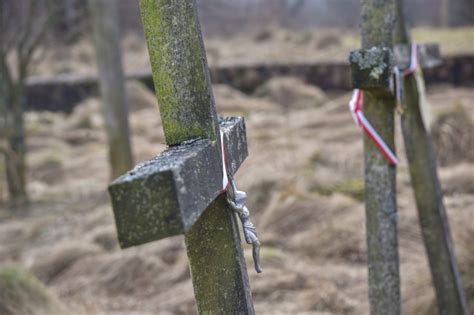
[[18, 0, 59, 81], [17, 1, 38, 56]]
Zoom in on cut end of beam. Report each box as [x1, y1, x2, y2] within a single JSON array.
[[349, 47, 395, 96]]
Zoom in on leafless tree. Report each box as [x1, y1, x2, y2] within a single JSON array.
[[0, 1, 59, 207]]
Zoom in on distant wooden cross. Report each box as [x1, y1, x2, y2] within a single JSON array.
[[349, 1, 467, 314], [394, 2, 469, 313], [349, 1, 401, 314], [108, 1, 256, 313]]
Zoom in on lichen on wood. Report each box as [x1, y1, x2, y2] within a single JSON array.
[[349, 47, 394, 94]]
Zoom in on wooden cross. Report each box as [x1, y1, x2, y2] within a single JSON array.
[[349, 1, 401, 314], [394, 2, 469, 313], [108, 1, 255, 313]]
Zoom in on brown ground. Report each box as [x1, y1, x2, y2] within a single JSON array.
[[0, 76, 473, 314]]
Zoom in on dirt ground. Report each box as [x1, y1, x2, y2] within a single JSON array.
[[0, 76, 473, 314]]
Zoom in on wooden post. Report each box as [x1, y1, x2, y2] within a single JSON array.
[[108, 0, 255, 313], [350, 1, 401, 314], [88, 0, 134, 179], [394, 1, 469, 314]]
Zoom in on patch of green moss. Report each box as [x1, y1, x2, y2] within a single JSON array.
[[0, 266, 64, 315], [311, 178, 365, 201], [259, 246, 284, 260], [334, 178, 365, 201]]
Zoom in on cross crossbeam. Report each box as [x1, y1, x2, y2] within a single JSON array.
[[394, 43, 442, 70], [110, 117, 247, 248]]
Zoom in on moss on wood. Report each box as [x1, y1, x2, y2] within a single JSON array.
[[139, 0, 219, 145]]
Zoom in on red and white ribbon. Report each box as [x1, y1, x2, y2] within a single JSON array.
[[403, 42, 417, 77], [220, 129, 230, 191], [349, 89, 399, 165]]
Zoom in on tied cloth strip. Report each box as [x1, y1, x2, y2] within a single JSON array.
[[348, 43, 418, 165], [220, 129, 263, 273], [349, 89, 399, 165], [395, 42, 418, 104], [403, 42, 418, 77], [393, 43, 418, 107]]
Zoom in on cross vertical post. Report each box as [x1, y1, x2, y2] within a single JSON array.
[[350, 1, 401, 314], [109, 0, 255, 313], [394, 1, 469, 314]]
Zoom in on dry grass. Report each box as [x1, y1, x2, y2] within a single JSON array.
[[0, 83, 472, 313], [31, 242, 102, 284], [342, 27, 474, 56], [432, 103, 474, 166], [412, 27, 474, 56], [254, 76, 327, 109]]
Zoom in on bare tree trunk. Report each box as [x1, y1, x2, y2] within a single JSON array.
[[360, 1, 400, 314], [395, 1, 469, 314], [88, 0, 133, 180], [1, 0, 59, 207], [0, 76, 28, 206], [6, 89, 28, 205]]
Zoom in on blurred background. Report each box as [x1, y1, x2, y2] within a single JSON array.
[[0, 0, 473, 314]]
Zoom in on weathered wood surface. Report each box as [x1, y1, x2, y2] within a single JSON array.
[[140, 0, 218, 146], [356, 1, 401, 314], [24, 55, 474, 113], [394, 1, 469, 314], [186, 194, 254, 314], [109, 117, 247, 248]]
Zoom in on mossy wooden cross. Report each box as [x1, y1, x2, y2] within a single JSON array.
[[349, 1, 401, 314], [108, 1, 255, 313], [349, 3, 446, 315]]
